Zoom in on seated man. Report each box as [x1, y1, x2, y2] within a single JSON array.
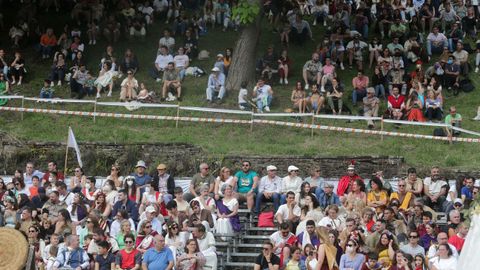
[[444, 55, 460, 89], [252, 78, 273, 113], [290, 14, 313, 45], [351, 70, 369, 106], [363, 87, 380, 129], [255, 165, 282, 214], [346, 34, 368, 70], [152, 45, 173, 82], [234, 161, 259, 214], [254, 241, 281, 270], [423, 166, 448, 212], [269, 222, 296, 268], [206, 67, 226, 103], [452, 41, 469, 75], [302, 53, 322, 90], [296, 220, 320, 248], [192, 224, 217, 270], [445, 106, 462, 136], [53, 235, 89, 270], [387, 87, 405, 120], [426, 27, 448, 60], [161, 62, 182, 101], [275, 191, 301, 225]]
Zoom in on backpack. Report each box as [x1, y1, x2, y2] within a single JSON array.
[[460, 79, 474, 93]]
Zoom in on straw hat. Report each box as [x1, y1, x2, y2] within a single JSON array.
[[0, 228, 29, 270]]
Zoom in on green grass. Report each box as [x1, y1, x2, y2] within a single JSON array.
[[2, 11, 480, 170]]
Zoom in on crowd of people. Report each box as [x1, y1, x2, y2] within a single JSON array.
[[0, 159, 478, 270], [0, 0, 479, 123]]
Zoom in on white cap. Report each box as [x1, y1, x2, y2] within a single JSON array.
[[217, 53, 224, 58], [146, 205, 156, 213], [288, 165, 299, 172], [211, 67, 220, 72], [475, 179, 480, 187], [347, 165, 355, 170], [135, 160, 147, 168], [266, 165, 277, 171], [454, 198, 463, 205]]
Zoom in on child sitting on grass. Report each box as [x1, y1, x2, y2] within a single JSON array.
[[40, 79, 54, 98]]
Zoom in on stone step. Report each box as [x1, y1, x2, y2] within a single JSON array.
[[224, 262, 256, 269]]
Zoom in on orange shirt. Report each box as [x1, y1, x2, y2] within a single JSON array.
[[40, 34, 57, 46]]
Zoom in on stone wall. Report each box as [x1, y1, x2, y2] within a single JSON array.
[[0, 132, 478, 178]]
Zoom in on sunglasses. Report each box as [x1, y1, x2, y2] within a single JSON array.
[[145, 225, 152, 228], [346, 244, 354, 247], [127, 72, 133, 75], [409, 235, 418, 238], [242, 164, 250, 167], [398, 185, 405, 187], [125, 240, 133, 244], [29, 230, 37, 233], [14, 183, 20, 186]]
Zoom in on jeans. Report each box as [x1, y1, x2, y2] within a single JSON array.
[[352, 89, 366, 105], [374, 84, 386, 98], [49, 67, 66, 82], [40, 91, 53, 98], [476, 53, 480, 67], [256, 95, 272, 111], [40, 45, 54, 57], [255, 192, 280, 213], [427, 40, 447, 56], [206, 86, 226, 100]]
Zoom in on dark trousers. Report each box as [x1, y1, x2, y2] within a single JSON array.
[[290, 27, 309, 45], [426, 107, 442, 121]]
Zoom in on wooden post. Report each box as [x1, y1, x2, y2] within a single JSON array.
[[21, 97, 25, 121], [93, 100, 97, 123], [175, 105, 180, 128], [250, 109, 254, 132], [64, 128, 69, 177], [311, 113, 315, 137], [380, 117, 384, 141]]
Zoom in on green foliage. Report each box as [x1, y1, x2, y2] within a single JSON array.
[[232, 0, 260, 25]]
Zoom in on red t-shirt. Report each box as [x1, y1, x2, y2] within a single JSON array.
[[120, 249, 139, 269], [448, 234, 465, 252]]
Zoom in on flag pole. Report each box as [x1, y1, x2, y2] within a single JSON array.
[[64, 127, 70, 176]]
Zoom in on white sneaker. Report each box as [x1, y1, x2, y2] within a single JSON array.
[[340, 63, 345, 70], [473, 115, 480, 121], [476, 67, 479, 73], [88, 40, 93, 45], [279, 78, 283, 84], [265, 106, 270, 112], [50, 82, 54, 87], [107, 90, 112, 97], [284, 78, 288, 84], [96, 92, 101, 99], [323, 20, 327, 26], [57, 81, 62, 86], [93, 40, 96, 45], [156, 78, 162, 83], [17, 81, 21, 86], [321, 86, 326, 93], [305, 84, 309, 90], [313, 20, 317, 26]]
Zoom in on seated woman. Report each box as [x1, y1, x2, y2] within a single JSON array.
[[94, 61, 116, 99], [326, 77, 344, 115], [307, 84, 325, 114], [136, 83, 156, 103], [116, 233, 141, 270], [176, 239, 207, 270], [375, 232, 398, 269], [291, 81, 307, 113], [405, 91, 426, 122], [296, 194, 324, 235], [424, 90, 443, 122], [214, 167, 235, 201], [119, 69, 138, 102], [165, 221, 189, 260], [10, 51, 25, 85], [49, 52, 67, 86], [135, 220, 158, 254], [367, 177, 389, 215], [278, 49, 292, 85], [346, 179, 367, 207], [215, 185, 241, 239]]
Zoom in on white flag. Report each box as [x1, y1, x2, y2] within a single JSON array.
[[67, 127, 83, 168]]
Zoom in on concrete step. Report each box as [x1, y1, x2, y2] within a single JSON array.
[[225, 262, 256, 269]]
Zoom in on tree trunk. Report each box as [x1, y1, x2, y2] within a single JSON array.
[[225, 20, 261, 92]]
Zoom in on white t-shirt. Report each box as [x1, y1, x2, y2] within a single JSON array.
[[424, 177, 448, 196], [318, 216, 343, 231], [269, 231, 295, 255], [238, 88, 248, 104], [155, 54, 174, 70], [159, 37, 175, 50], [173, 54, 189, 69], [427, 243, 459, 259], [429, 256, 457, 270], [275, 204, 301, 221]]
